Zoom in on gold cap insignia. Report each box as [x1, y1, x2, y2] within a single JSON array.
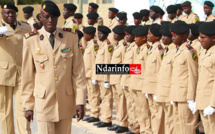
[[43, 5, 46, 9], [4, 5, 7, 8]]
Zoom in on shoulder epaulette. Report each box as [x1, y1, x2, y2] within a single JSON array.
[[186, 45, 193, 50], [107, 40, 111, 45], [147, 44, 150, 49], [63, 28, 77, 34], [72, 19, 77, 23], [158, 44, 163, 50], [123, 42, 128, 46], [24, 30, 38, 39]]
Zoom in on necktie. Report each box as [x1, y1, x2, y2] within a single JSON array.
[[64, 21, 66, 25], [49, 33, 55, 49], [10, 24, 16, 30]]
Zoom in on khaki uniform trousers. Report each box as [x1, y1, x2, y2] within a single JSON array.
[[132, 90, 152, 134], [86, 78, 100, 118], [123, 87, 139, 133], [148, 94, 164, 134], [0, 74, 30, 134], [161, 102, 174, 134], [112, 84, 128, 127], [99, 81, 113, 123], [173, 102, 198, 134], [38, 118, 72, 134], [199, 110, 215, 134]]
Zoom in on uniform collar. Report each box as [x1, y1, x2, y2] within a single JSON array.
[[206, 45, 215, 54], [178, 42, 188, 51], [43, 27, 57, 38], [66, 16, 74, 22], [151, 41, 160, 50]]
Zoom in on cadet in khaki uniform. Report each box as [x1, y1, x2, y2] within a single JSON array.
[[167, 5, 178, 23], [87, 12, 100, 43], [140, 9, 151, 25], [62, 3, 78, 31], [176, 4, 186, 21], [196, 22, 215, 134], [33, 13, 43, 31], [108, 8, 119, 47], [0, 3, 31, 134], [91, 26, 113, 127], [22, 1, 87, 133], [182, 1, 199, 24], [133, 12, 142, 26], [23, 6, 37, 31], [120, 26, 140, 134], [82, 26, 100, 123], [188, 24, 201, 55], [130, 26, 153, 134], [108, 25, 129, 133], [74, 13, 84, 31], [143, 24, 166, 134], [156, 24, 176, 134], [117, 12, 129, 26], [88, 3, 103, 25], [169, 21, 198, 134], [148, 6, 162, 25], [204, 1, 215, 22]]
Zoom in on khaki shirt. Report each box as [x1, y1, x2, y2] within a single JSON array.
[[63, 16, 79, 30], [188, 39, 201, 56], [83, 39, 98, 78], [92, 39, 113, 82], [196, 45, 215, 110], [78, 23, 85, 32], [205, 13, 215, 22], [170, 42, 198, 102], [0, 20, 31, 86], [130, 43, 150, 90], [21, 27, 87, 122], [120, 42, 136, 87], [110, 39, 127, 85], [177, 14, 186, 21], [184, 12, 199, 24], [143, 41, 166, 94], [27, 16, 37, 31], [147, 18, 162, 25], [108, 18, 119, 47], [169, 17, 178, 23], [156, 43, 176, 102]]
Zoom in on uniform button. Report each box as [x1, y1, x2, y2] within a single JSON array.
[[54, 66, 57, 69], [198, 80, 200, 82], [197, 89, 200, 91], [53, 53, 56, 56], [56, 90, 58, 92], [171, 83, 173, 85], [55, 77, 58, 81]]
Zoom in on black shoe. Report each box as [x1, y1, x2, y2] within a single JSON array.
[[87, 117, 100, 123], [107, 124, 119, 131], [126, 130, 135, 134], [97, 122, 112, 128], [115, 126, 129, 133], [93, 121, 103, 126], [72, 115, 76, 118], [82, 116, 91, 121]]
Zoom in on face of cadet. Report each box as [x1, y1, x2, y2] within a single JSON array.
[[134, 18, 141, 26], [147, 30, 159, 43], [98, 31, 107, 41], [149, 10, 157, 19], [135, 35, 146, 46], [204, 6, 212, 16], [108, 11, 116, 19], [24, 12, 32, 20], [162, 35, 172, 45], [168, 13, 176, 20], [40, 11, 58, 33], [2, 10, 17, 25], [172, 32, 186, 46], [84, 33, 94, 41], [199, 32, 215, 50], [182, 7, 191, 15], [88, 6, 96, 13], [126, 33, 134, 43], [118, 18, 127, 25]]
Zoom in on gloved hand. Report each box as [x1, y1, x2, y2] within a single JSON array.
[[104, 82, 110, 89], [122, 86, 125, 89], [203, 106, 215, 116], [170, 101, 174, 105], [0, 26, 9, 34], [92, 79, 97, 85], [153, 96, 157, 101], [145, 93, 148, 99], [187, 100, 197, 114]]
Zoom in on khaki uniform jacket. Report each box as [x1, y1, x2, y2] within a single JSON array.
[[21, 27, 87, 122], [184, 12, 199, 24], [188, 39, 201, 56], [205, 13, 215, 22], [78, 23, 85, 32], [130, 43, 150, 90], [168, 17, 178, 23], [143, 41, 166, 94], [83, 39, 98, 78], [148, 18, 162, 25], [63, 16, 79, 30], [0, 20, 31, 86], [196, 46, 215, 110], [92, 39, 113, 82], [177, 14, 186, 21], [108, 18, 119, 47], [156, 43, 176, 102], [120, 42, 136, 87], [170, 42, 198, 102], [27, 16, 37, 31], [110, 39, 127, 85]]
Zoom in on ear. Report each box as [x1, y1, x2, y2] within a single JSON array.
[[212, 35, 215, 42]]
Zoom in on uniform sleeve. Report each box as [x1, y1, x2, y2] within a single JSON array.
[[210, 57, 215, 107], [103, 44, 113, 82], [21, 38, 35, 110], [186, 50, 198, 100], [192, 15, 199, 23], [71, 34, 87, 105]]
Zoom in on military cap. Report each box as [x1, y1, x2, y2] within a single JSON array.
[[116, 12, 127, 19], [181, 1, 192, 8], [167, 5, 177, 14], [133, 12, 143, 19], [132, 26, 148, 36], [204, 1, 214, 7], [41, 1, 60, 17], [199, 22, 215, 35], [83, 26, 96, 33], [77, 30, 83, 38], [169, 20, 189, 34], [89, 2, 99, 9], [74, 13, 83, 18], [140, 9, 150, 16], [64, 3, 77, 11], [1, 2, 18, 12], [150, 6, 160, 13], [124, 25, 137, 34], [161, 21, 171, 26], [160, 24, 172, 36], [36, 13, 40, 21], [196, 21, 204, 26], [176, 4, 182, 10], [149, 24, 162, 36], [87, 12, 99, 19], [98, 25, 111, 34], [109, 8, 119, 13], [23, 6, 34, 13], [159, 7, 165, 15], [188, 24, 199, 35], [113, 25, 126, 34]]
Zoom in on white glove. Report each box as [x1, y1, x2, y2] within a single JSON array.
[[203, 106, 215, 116], [92, 79, 97, 85], [0, 26, 9, 34], [170, 101, 174, 105], [145, 93, 148, 99], [187, 100, 197, 114], [122, 86, 125, 89], [104, 82, 110, 89], [153, 96, 157, 101]]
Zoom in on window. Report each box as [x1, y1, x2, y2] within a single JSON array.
[[102, 0, 112, 4], [78, 0, 88, 4]]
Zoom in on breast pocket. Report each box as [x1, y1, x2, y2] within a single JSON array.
[[33, 87, 46, 113], [61, 52, 73, 70], [203, 62, 213, 77], [113, 52, 121, 64], [97, 49, 105, 62], [34, 55, 49, 73], [148, 56, 157, 73]]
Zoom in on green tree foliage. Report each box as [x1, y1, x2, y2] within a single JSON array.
[[18, 0, 43, 4], [0, 0, 14, 5]]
